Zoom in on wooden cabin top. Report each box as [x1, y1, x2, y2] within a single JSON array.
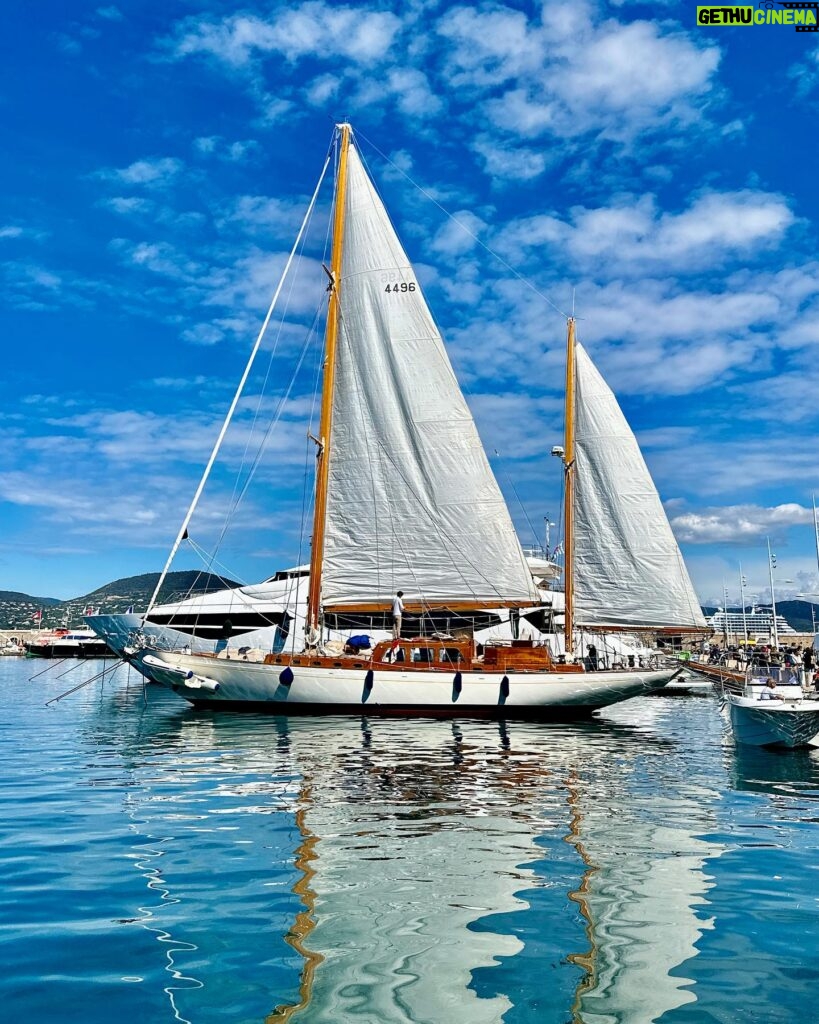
[[261, 637, 578, 673]]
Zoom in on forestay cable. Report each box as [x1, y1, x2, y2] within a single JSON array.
[[145, 149, 333, 619]]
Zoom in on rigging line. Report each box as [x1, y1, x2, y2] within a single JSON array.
[[355, 127, 570, 321], [299, 331, 325, 555], [215, 192, 324, 549], [199, 179, 327, 576], [185, 537, 252, 592], [179, 540, 293, 631], [152, 563, 240, 635], [492, 447, 542, 550], [204, 300, 327, 575], [145, 148, 333, 620], [159, 562, 225, 616]]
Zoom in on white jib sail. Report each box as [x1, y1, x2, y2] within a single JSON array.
[[572, 342, 706, 630], [321, 143, 538, 610]]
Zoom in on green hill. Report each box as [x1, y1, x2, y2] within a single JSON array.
[[0, 591, 62, 631], [0, 571, 239, 630], [0, 590, 60, 605]]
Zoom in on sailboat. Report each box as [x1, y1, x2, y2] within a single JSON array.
[[91, 123, 705, 715]]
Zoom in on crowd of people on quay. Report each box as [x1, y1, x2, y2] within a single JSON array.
[[697, 640, 819, 687]]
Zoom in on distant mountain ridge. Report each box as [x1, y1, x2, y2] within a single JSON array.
[[0, 590, 61, 606], [4, 579, 815, 634], [0, 571, 240, 630]]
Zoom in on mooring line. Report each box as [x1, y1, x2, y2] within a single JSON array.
[[45, 659, 124, 706], [28, 657, 70, 682]]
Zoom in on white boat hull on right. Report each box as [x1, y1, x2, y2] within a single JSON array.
[[726, 694, 819, 748], [133, 647, 680, 718]]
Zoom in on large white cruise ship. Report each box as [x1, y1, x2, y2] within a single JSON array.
[[705, 606, 797, 640]]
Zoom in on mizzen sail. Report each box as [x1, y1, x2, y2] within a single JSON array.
[[321, 142, 538, 611], [571, 342, 706, 630]]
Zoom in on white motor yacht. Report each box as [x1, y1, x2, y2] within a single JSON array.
[[725, 668, 819, 748]]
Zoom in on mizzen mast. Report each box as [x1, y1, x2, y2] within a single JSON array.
[[563, 317, 576, 657], [306, 123, 351, 636]]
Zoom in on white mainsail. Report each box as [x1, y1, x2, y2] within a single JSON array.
[[572, 342, 706, 630], [321, 142, 538, 610]]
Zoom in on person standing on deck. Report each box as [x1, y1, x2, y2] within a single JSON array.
[[392, 591, 405, 640]]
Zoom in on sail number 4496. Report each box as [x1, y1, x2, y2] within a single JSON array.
[[384, 282, 416, 293]]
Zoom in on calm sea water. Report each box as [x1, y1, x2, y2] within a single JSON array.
[[2, 657, 819, 1024]]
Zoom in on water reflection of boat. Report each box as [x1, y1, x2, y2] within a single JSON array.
[[654, 670, 714, 696], [99, 696, 724, 1023], [566, 780, 723, 1023], [727, 742, 819, 798], [184, 713, 721, 1022]]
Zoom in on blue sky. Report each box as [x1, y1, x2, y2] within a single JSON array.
[[2, 0, 819, 607]]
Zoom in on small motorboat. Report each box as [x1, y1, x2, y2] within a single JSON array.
[[725, 669, 819, 748]]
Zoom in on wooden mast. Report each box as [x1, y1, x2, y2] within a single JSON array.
[[563, 317, 576, 657], [306, 123, 351, 636]]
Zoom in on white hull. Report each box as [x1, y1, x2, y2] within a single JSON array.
[[130, 648, 677, 716], [656, 671, 713, 696], [726, 694, 819, 748]]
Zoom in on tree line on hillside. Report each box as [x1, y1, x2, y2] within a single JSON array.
[[0, 571, 239, 630]]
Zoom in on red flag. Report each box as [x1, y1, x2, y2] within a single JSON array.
[[31, 610, 42, 621]]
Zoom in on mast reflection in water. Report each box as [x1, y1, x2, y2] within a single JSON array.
[[194, 712, 722, 1024]]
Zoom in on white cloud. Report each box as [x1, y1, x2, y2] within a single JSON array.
[[194, 136, 218, 154], [194, 136, 258, 162], [170, 4, 401, 67], [257, 97, 295, 124], [2, 262, 63, 308], [217, 194, 310, 239], [436, 6, 542, 89], [430, 210, 485, 256], [557, 20, 718, 121], [152, 375, 212, 389], [385, 67, 444, 118], [670, 504, 813, 544], [472, 137, 549, 182], [202, 249, 323, 316], [111, 239, 202, 280], [96, 156, 184, 187], [160, 0, 724, 172], [788, 42, 819, 96], [0, 224, 47, 243], [180, 323, 227, 346], [102, 196, 154, 215], [439, 1, 721, 150], [494, 190, 794, 272], [304, 74, 339, 107]]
